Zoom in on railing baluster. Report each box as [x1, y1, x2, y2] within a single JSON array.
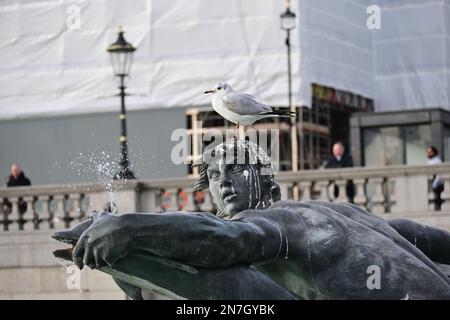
[[78, 194, 87, 221], [159, 188, 178, 212], [353, 178, 367, 208], [384, 177, 396, 213], [51, 194, 66, 229], [335, 180, 348, 203], [68, 194, 81, 226], [292, 184, 300, 201], [299, 181, 312, 202], [192, 191, 205, 212], [38, 195, 51, 230], [440, 174, 450, 211], [279, 183, 290, 200], [22, 196, 35, 231], [8, 197, 20, 231], [1, 198, 7, 231], [317, 181, 329, 202], [370, 177, 385, 214]]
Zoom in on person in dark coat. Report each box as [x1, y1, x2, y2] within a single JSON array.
[[6, 164, 31, 187], [325, 142, 355, 202], [2, 164, 31, 215]]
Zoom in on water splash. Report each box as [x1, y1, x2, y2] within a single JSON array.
[[53, 148, 138, 213], [69, 150, 120, 208]]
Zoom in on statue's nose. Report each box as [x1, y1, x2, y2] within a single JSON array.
[[219, 179, 232, 188], [218, 169, 233, 188]]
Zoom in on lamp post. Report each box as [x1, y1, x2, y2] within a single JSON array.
[[280, 2, 303, 172], [107, 27, 137, 180]]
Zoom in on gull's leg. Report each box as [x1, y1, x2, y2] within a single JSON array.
[[232, 123, 240, 141], [238, 124, 245, 140]]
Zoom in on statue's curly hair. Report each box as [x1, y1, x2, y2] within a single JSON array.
[[192, 140, 280, 203]]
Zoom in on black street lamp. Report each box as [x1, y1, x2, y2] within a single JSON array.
[[280, 3, 303, 171], [280, 5, 296, 109], [107, 27, 137, 180]]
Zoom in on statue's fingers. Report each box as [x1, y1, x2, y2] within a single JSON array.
[[72, 237, 87, 270], [101, 249, 119, 267], [94, 245, 108, 268], [83, 244, 96, 270], [93, 247, 102, 268]]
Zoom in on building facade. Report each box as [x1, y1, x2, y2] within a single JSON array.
[[1, 0, 449, 185]]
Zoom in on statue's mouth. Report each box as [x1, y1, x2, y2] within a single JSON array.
[[51, 218, 94, 262], [222, 190, 238, 203], [223, 194, 238, 202]]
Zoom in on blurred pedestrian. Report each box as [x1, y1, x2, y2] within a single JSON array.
[[6, 164, 31, 187], [427, 146, 444, 211], [325, 142, 355, 202], [2, 164, 31, 215]]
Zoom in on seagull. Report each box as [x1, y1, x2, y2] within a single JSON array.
[[204, 82, 295, 129]]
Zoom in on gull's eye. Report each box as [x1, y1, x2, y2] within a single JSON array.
[[232, 164, 243, 173], [217, 87, 221, 90]]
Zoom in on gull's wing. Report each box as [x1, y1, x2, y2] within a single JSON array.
[[222, 92, 272, 115]]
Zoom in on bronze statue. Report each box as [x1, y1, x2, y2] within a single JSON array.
[[52, 140, 450, 299]]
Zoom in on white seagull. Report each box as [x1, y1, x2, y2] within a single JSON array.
[[204, 82, 295, 129]]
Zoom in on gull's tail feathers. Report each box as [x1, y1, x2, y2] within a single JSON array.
[[261, 109, 296, 118]]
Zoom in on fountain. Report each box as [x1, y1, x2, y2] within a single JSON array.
[[52, 140, 450, 299]]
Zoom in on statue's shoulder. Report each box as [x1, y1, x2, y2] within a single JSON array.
[[267, 199, 304, 210], [231, 200, 300, 220], [267, 201, 350, 257], [271, 200, 374, 217]]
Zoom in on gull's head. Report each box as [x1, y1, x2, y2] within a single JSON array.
[[204, 82, 232, 95]]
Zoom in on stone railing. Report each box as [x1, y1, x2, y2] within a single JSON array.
[[276, 163, 450, 215], [2, 163, 450, 231], [0, 179, 215, 232]]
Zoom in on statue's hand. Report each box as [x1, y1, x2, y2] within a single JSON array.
[[72, 211, 134, 270]]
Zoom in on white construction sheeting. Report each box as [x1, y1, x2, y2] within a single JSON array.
[[373, 0, 450, 111], [0, 0, 448, 120], [298, 0, 374, 108]]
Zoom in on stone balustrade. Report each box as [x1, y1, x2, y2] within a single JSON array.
[[1, 163, 450, 232], [2, 164, 450, 299], [276, 163, 450, 216]]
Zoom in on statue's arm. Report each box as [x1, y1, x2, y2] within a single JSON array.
[[389, 218, 450, 264], [122, 211, 288, 268]]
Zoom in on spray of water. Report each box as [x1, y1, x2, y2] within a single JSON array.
[[68, 150, 120, 213], [51, 136, 160, 214]]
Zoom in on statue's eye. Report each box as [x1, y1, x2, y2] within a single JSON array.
[[232, 164, 243, 173], [209, 171, 220, 180]]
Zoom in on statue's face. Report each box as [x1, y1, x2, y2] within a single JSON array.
[[207, 161, 258, 217]]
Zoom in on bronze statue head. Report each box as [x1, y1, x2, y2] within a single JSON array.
[[193, 139, 281, 218]]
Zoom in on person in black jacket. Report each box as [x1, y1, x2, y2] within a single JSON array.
[[2, 164, 31, 215], [325, 142, 355, 203], [6, 164, 31, 187]]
